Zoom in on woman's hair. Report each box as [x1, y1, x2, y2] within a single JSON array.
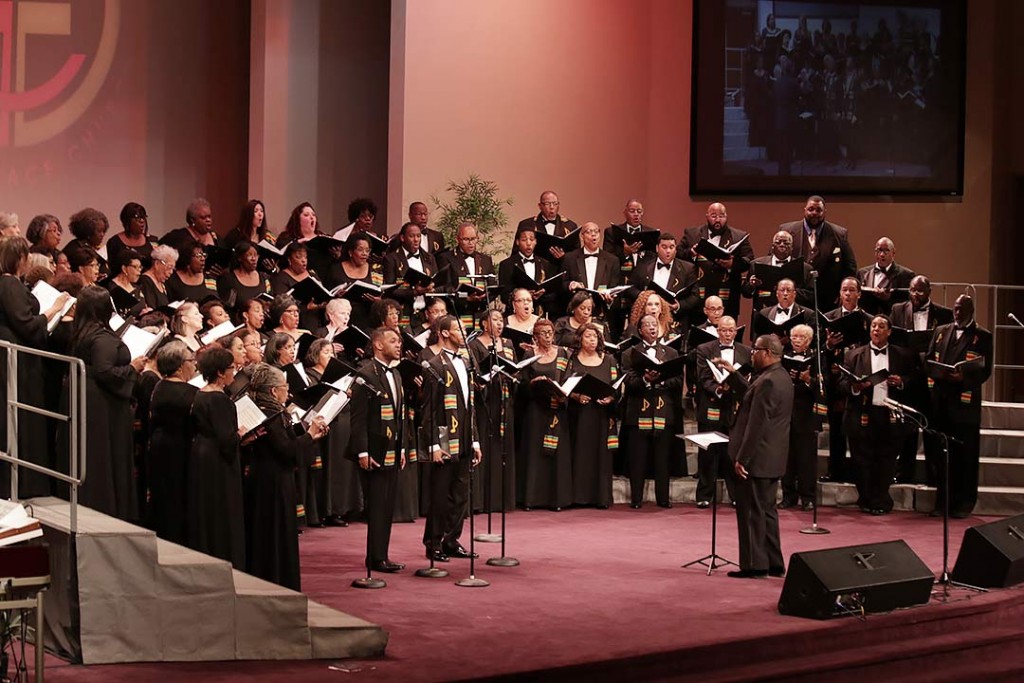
[[196, 345, 234, 383], [305, 337, 332, 367], [325, 297, 351, 319], [114, 248, 142, 275], [200, 299, 227, 326], [532, 317, 555, 339], [230, 240, 257, 269], [170, 302, 199, 336], [52, 271, 85, 296], [629, 290, 671, 330], [282, 202, 314, 242], [26, 251, 51, 273], [345, 232, 372, 254], [264, 332, 293, 367], [248, 362, 287, 408], [281, 240, 307, 263], [240, 297, 265, 318], [156, 340, 189, 377], [25, 214, 60, 246], [0, 235, 29, 274], [370, 298, 401, 328], [149, 244, 178, 269], [567, 290, 594, 316], [269, 294, 298, 326], [118, 203, 147, 231], [68, 208, 109, 242], [233, 199, 268, 241], [23, 264, 52, 288], [71, 285, 115, 348], [573, 322, 606, 354], [175, 242, 203, 271], [347, 198, 377, 223], [66, 246, 99, 273]]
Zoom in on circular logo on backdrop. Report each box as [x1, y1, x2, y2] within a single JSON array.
[[0, 0, 120, 149]]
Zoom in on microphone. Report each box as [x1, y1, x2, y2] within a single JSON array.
[[883, 397, 923, 420], [354, 375, 384, 398], [420, 360, 444, 382], [1009, 313, 1024, 329], [809, 270, 818, 279]]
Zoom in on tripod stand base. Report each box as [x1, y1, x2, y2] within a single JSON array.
[[487, 556, 520, 567], [682, 553, 738, 576], [455, 576, 490, 587], [799, 524, 831, 535], [474, 533, 502, 543], [351, 576, 387, 589], [415, 567, 449, 578]]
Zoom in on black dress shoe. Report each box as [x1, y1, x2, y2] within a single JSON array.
[[951, 510, 971, 519], [552, 506, 562, 512], [444, 545, 478, 559], [818, 474, 833, 483], [696, 500, 710, 509], [801, 501, 815, 511], [308, 521, 325, 528], [727, 569, 768, 579], [630, 503, 642, 509], [777, 499, 798, 509], [426, 549, 450, 563], [658, 502, 673, 509], [523, 506, 532, 512], [373, 560, 405, 573], [768, 566, 786, 578], [324, 516, 349, 527]]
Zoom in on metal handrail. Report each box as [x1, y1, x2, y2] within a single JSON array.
[[1, 340, 87, 533], [931, 282, 1024, 402]]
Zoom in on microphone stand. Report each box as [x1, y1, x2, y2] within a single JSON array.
[[352, 464, 387, 589], [475, 316, 503, 544], [487, 364, 520, 568], [456, 434, 490, 587], [801, 269, 831, 535]]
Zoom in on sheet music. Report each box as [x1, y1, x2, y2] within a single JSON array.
[[311, 391, 350, 425], [235, 394, 268, 434], [31, 280, 75, 332], [684, 431, 730, 449], [121, 325, 167, 359], [200, 321, 243, 345], [706, 358, 740, 384]]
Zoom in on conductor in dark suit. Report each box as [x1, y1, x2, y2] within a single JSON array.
[[840, 315, 920, 515], [890, 275, 953, 483], [780, 195, 857, 307], [723, 334, 793, 579], [680, 202, 755, 320], [512, 190, 578, 265], [422, 315, 482, 561], [350, 327, 408, 573], [855, 237, 915, 315], [622, 314, 683, 508], [437, 221, 495, 330], [383, 222, 439, 328], [926, 295, 993, 518]]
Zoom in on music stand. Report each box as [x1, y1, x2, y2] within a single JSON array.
[[682, 431, 738, 575]]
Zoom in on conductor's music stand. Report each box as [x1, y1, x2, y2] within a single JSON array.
[[682, 431, 737, 575]]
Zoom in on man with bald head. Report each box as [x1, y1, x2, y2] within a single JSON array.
[[780, 195, 857, 307], [513, 190, 578, 266], [856, 237, 915, 315], [604, 199, 658, 277], [681, 202, 755, 320], [564, 221, 621, 318]]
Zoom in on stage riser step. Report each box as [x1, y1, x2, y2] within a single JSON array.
[[982, 401, 1024, 430], [814, 432, 1024, 460], [810, 453, 1024, 488]]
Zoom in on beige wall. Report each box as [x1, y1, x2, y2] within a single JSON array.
[[391, 0, 1000, 288]]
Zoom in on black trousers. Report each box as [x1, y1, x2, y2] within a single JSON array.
[[625, 427, 672, 505], [359, 465, 398, 565], [423, 454, 472, 551], [696, 421, 736, 503], [827, 406, 851, 482], [928, 421, 981, 515], [735, 476, 784, 571], [782, 429, 818, 504], [847, 407, 901, 512]]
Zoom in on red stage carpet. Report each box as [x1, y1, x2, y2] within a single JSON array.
[[37, 505, 1024, 682]]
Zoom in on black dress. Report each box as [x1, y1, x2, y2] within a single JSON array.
[[73, 327, 139, 520], [166, 271, 217, 304], [270, 270, 324, 332], [469, 337, 516, 512], [331, 266, 381, 332], [137, 275, 170, 311], [0, 274, 52, 497], [217, 269, 270, 314], [518, 348, 572, 510], [106, 234, 156, 270], [245, 399, 313, 591], [133, 369, 160, 523], [148, 379, 198, 544], [187, 390, 244, 569], [565, 354, 618, 507]]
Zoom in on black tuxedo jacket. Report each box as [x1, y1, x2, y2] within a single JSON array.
[[563, 248, 621, 293], [780, 219, 857, 306], [621, 344, 683, 428], [497, 252, 557, 310], [628, 256, 701, 319], [424, 351, 479, 459], [856, 262, 916, 314], [387, 227, 446, 255], [694, 339, 752, 426], [513, 214, 578, 265], [741, 255, 814, 310], [926, 322, 993, 425], [604, 222, 657, 275], [840, 343, 919, 433], [679, 224, 755, 318], [890, 300, 954, 331], [349, 359, 408, 466], [728, 363, 794, 477], [437, 249, 495, 292], [383, 248, 440, 310], [752, 303, 812, 339]]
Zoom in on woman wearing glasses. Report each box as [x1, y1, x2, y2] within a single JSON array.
[[166, 242, 217, 303], [107, 203, 156, 269]]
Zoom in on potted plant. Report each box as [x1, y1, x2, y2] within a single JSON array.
[[430, 174, 513, 256]]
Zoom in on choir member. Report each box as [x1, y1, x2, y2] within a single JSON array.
[[218, 241, 270, 315], [107, 202, 155, 269], [778, 324, 823, 511], [166, 242, 217, 303], [138, 244, 178, 313], [170, 301, 204, 353]]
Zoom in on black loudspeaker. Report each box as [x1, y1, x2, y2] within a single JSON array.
[[778, 540, 934, 619], [951, 513, 1024, 588]]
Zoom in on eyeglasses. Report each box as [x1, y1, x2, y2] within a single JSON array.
[[752, 346, 770, 353], [540, 201, 560, 207], [132, 214, 148, 221]]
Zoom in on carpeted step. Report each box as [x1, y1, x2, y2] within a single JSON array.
[[307, 599, 389, 659], [982, 401, 1024, 430]]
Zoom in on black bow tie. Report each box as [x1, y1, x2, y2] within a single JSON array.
[[380, 364, 394, 375], [584, 253, 599, 259], [871, 346, 888, 356], [913, 303, 930, 312], [408, 252, 421, 259], [720, 345, 733, 351], [522, 257, 535, 264], [656, 262, 671, 270], [627, 226, 640, 234], [778, 307, 792, 316]]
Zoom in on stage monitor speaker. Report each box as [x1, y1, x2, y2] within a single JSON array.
[[778, 540, 934, 619], [951, 513, 1024, 588]]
